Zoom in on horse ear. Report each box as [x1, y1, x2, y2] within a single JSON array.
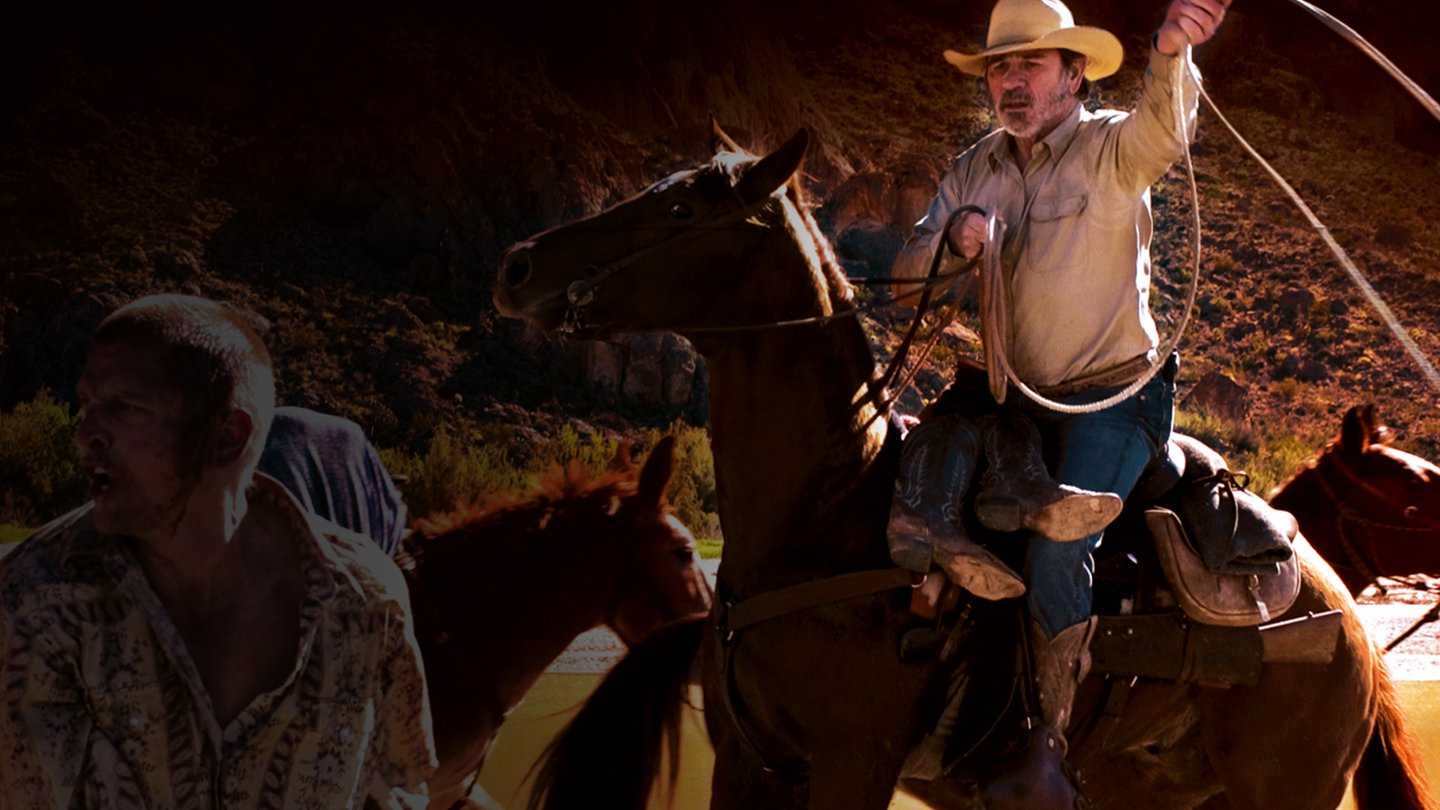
[[735, 128, 809, 205], [637, 435, 677, 509], [711, 116, 744, 154], [1340, 404, 1371, 455]]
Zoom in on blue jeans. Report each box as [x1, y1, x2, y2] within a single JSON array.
[[1015, 354, 1177, 637]]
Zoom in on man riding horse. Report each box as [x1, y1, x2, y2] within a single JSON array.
[[886, 0, 1230, 802]]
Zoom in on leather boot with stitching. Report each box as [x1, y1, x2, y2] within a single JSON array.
[[982, 617, 1097, 810], [887, 415, 1025, 600], [973, 413, 1124, 542]]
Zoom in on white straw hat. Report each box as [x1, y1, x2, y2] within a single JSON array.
[[944, 0, 1123, 80]]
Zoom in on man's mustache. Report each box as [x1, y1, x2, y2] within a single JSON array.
[[1000, 90, 1033, 108]]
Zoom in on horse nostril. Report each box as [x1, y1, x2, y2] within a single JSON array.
[[502, 250, 532, 288]]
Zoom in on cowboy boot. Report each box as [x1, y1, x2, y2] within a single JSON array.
[[973, 413, 1123, 542], [888, 415, 1026, 600], [982, 617, 1097, 810]]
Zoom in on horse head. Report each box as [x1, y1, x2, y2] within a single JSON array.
[[605, 435, 714, 645], [494, 128, 851, 341], [1274, 403, 1440, 594], [1331, 403, 1440, 532]]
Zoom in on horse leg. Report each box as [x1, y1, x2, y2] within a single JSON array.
[[1197, 658, 1369, 810]]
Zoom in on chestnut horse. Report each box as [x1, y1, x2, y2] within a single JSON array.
[[494, 129, 1432, 809], [402, 436, 713, 808], [1272, 403, 1440, 596]]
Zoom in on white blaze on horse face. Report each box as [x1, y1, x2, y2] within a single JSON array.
[[648, 170, 697, 194]]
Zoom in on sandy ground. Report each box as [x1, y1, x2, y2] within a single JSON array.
[[550, 563, 1440, 679]]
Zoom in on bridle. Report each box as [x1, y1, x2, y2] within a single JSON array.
[[528, 166, 974, 420], [554, 187, 775, 335]]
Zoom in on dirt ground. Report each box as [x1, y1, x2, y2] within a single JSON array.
[[1356, 574, 1440, 680]]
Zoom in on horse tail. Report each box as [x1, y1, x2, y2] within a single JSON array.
[[1351, 655, 1436, 810], [525, 616, 705, 810]]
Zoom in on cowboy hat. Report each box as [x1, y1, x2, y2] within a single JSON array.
[[944, 0, 1123, 80]]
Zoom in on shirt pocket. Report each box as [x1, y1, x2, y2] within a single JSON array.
[[1021, 192, 1089, 275]]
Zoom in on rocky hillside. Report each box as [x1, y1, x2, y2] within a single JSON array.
[[3, 0, 1438, 520]]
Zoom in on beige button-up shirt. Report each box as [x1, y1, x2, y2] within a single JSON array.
[[894, 47, 1201, 388], [0, 476, 436, 809]]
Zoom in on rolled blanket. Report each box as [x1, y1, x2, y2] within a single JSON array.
[[1167, 435, 1297, 576]]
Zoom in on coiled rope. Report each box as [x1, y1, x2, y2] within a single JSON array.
[[980, 48, 1204, 413]]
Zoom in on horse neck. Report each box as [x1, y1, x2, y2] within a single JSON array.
[[1273, 461, 1370, 593], [695, 293, 895, 594], [422, 518, 615, 713], [1274, 464, 1339, 551]]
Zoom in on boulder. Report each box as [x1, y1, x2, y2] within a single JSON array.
[[1182, 370, 1249, 423], [837, 218, 903, 279]]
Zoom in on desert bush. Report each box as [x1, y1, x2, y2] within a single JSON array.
[[1173, 408, 1320, 498], [646, 421, 721, 540], [381, 421, 723, 541], [380, 431, 529, 520], [0, 390, 87, 526]]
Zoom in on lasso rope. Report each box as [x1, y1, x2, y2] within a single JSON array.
[[985, 0, 1440, 411], [1199, 0, 1440, 395]]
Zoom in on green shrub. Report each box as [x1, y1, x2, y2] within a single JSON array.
[[646, 421, 721, 539], [1173, 408, 1321, 498], [0, 390, 87, 526], [380, 431, 528, 519], [381, 421, 722, 541]]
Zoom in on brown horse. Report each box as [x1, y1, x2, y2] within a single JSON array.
[[1272, 403, 1440, 596], [494, 129, 1432, 809], [402, 436, 713, 808]]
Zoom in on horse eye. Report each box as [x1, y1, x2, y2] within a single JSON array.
[[669, 203, 694, 220]]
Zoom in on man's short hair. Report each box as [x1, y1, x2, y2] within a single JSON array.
[[92, 294, 276, 479]]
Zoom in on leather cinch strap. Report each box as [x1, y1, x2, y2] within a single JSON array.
[[716, 567, 922, 640]]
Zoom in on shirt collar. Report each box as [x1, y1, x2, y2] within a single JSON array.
[[58, 475, 356, 603]]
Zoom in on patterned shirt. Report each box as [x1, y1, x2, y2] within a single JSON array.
[[893, 46, 1201, 387], [0, 475, 436, 809]]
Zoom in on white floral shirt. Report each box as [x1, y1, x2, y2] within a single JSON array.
[[0, 475, 436, 809]]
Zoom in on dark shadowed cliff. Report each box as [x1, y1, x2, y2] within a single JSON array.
[[3, 0, 1439, 520]]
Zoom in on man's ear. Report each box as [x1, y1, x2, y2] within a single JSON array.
[[211, 409, 255, 467], [1069, 57, 1087, 93]]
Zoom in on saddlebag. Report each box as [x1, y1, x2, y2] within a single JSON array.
[[1148, 504, 1300, 626]]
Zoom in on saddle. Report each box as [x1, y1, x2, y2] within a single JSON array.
[[896, 433, 1335, 793]]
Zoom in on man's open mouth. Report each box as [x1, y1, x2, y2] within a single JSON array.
[[86, 467, 114, 499]]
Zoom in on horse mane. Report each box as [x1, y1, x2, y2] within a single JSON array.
[[408, 463, 637, 560]]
